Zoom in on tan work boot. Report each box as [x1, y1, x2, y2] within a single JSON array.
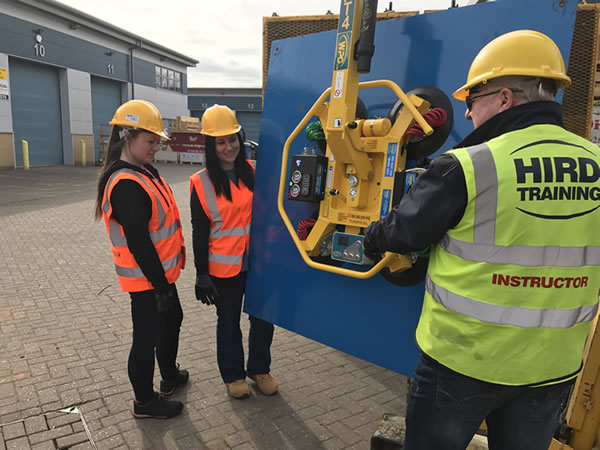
[[226, 379, 249, 399], [248, 373, 278, 396]]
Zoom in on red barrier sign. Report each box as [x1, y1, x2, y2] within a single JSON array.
[[168, 132, 205, 152]]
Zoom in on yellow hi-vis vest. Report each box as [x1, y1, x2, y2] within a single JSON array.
[[416, 124, 600, 386]]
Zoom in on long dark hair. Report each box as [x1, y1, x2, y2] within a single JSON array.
[[204, 132, 254, 201], [94, 126, 142, 221]]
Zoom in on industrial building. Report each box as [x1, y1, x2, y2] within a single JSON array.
[[0, 0, 198, 169], [188, 88, 263, 142]]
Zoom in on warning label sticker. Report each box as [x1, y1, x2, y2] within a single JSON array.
[[364, 139, 378, 151], [334, 71, 344, 98], [337, 212, 371, 226]]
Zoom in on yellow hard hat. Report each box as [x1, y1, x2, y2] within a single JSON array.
[[453, 30, 571, 101], [109, 99, 170, 140], [201, 104, 241, 137]]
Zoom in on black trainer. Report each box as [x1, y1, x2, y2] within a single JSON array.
[[133, 393, 183, 419], [159, 367, 189, 397]]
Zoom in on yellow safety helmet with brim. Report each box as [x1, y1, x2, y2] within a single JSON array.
[[201, 104, 242, 137], [110, 99, 170, 140], [453, 30, 571, 101]]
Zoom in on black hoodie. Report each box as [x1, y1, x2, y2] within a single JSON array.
[[99, 161, 171, 293], [365, 101, 565, 255]]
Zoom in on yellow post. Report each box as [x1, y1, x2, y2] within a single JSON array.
[[22, 140, 30, 170], [80, 140, 86, 166]]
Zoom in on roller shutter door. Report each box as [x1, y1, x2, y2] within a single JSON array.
[[10, 58, 63, 167], [236, 111, 262, 142], [91, 76, 121, 162]]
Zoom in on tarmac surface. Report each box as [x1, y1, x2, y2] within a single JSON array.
[[0, 162, 408, 449]]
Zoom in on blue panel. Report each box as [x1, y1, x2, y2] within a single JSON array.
[[245, 0, 578, 376], [10, 57, 62, 167], [236, 111, 262, 142], [91, 76, 122, 162]]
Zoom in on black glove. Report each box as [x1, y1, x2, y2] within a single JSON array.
[[363, 223, 383, 262], [195, 274, 219, 306], [154, 285, 177, 313]]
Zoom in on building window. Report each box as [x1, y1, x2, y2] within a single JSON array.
[[155, 65, 183, 92]]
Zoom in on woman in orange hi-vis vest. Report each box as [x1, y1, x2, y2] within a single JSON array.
[[190, 104, 277, 399], [95, 100, 188, 419]]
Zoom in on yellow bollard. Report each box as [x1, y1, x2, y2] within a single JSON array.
[[22, 140, 30, 170], [81, 140, 86, 167]]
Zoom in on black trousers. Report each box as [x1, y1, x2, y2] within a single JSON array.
[[128, 285, 183, 403], [212, 272, 274, 383]]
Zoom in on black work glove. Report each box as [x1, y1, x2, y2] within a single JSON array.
[[363, 223, 383, 263], [155, 284, 177, 313], [195, 274, 219, 306]]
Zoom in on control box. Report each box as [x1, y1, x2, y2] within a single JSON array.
[[331, 232, 369, 265], [288, 154, 328, 202]]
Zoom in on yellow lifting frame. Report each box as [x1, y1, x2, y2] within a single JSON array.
[[277, 81, 433, 279]]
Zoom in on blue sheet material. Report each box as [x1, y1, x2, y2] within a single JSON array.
[[245, 0, 578, 375]]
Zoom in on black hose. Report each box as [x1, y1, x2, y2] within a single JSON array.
[[356, 0, 378, 73]]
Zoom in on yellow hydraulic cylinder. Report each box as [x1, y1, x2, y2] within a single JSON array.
[[22, 140, 30, 170], [362, 118, 392, 137], [81, 140, 86, 166]]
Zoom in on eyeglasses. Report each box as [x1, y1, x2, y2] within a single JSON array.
[[465, 88, 523, 110]]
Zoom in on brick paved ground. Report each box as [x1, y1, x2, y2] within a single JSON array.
[[0, 163, 408, 449]]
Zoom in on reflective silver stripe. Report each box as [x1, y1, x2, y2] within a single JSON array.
[[102, 169, 125, 215], [109, 221, 127, 247], [211, 227, 246, 239], [208, 253, 241, 265], [115, 253, 182, 278], [441, 235, 600, 267], [162, 253, 183, 271], [468, 143, 497, 245], [426, 274, 598, 329], [109, 214, 179, 248], [245, 225, 251, 234], [150, 222, 180, 243], [197, 170, 223, 234]]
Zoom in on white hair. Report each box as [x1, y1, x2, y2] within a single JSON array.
[[476, 76, 558, 104]]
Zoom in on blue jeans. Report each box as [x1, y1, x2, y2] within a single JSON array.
[[212, 272, 274, 383], [404, 352, 572, 450]]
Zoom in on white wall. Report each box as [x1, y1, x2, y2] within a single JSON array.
[[59, 68, 93, 165], [0, 52, 13, 133], [133, 84, 190, 120], [67, 69, 93, 134]]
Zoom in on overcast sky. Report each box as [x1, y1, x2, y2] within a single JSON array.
[[55, 0, 467, 88]]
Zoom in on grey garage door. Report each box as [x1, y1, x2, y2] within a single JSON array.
[[10, 58, 63, 167], [91, 76, 121, 162], [236, 111, 262, 142]]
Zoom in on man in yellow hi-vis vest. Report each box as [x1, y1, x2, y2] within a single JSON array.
[[365, 30, 600, 450]]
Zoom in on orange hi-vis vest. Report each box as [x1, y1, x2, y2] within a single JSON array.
[[102, 168, 185, 292], [190, 167, 253, 278]]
